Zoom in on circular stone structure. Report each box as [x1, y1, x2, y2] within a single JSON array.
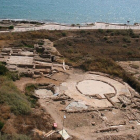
[[77, 80, 115, 98]]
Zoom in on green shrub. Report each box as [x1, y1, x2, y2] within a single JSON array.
[[0, 63, 8, 75], [0, 63, 19, 81], [106, 29, 113, 33], [122, 44, 128, 48], [67, 41, 72, 46], [71, 24, 75, 27], [36, 47, 45, 53], [62, 32, 66, 37], [25, 84, 37, 96], [0, 121, 4, 130], [127, 51, 132, 55], [120, 31, 127, 36], [110, 32, 114, 36], [131, 34, 139, 38], [80, 30, 86, 34], [106, 40, 113, 43], [7, 72, 19, 81], [87, 32, 91, 35], [115, 30, 121, 35], [103, 37, 108, 40], [8, 26, 14, 30], [98, 29, 104, 33], [127, 29, 134, 36], [123, 37, 131, 43], [38, 42, 44, 45]]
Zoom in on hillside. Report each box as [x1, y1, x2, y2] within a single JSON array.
[[0, 29, 140, 139]]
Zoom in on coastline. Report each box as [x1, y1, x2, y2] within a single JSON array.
[[1, 18, 138, 26], [0, 19, 140, 32]]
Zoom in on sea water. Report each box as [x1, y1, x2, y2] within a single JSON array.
[[0, 0, 140, 24]]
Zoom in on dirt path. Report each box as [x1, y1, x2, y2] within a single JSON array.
[[54, 36, 77, 43], [39, 99, 63, 129], [39, 99, 93, 140]]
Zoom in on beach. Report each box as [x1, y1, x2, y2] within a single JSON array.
[[1, 22, 140, 33]]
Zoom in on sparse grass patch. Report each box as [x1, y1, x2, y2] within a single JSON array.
[[23, 45, 34, 48], [123, 37, 131, 43], [67, 49, 73, 53], [80, 30, 86, 34]]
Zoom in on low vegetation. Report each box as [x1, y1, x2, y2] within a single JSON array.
[[0, 63, 8, 75], [25, 84, 38, 107], [0, 63, 31, 115], [8, 26, 14, 30], [80, 58, 124, 77], [0, 133, 31, 140], [0, 122, 4, 130], [0, 26, 14, 31], [80, 58, 140, 93], [0, 76, 31, 115]]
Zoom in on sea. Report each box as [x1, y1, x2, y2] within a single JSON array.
[[0, 0, 140, 24]]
